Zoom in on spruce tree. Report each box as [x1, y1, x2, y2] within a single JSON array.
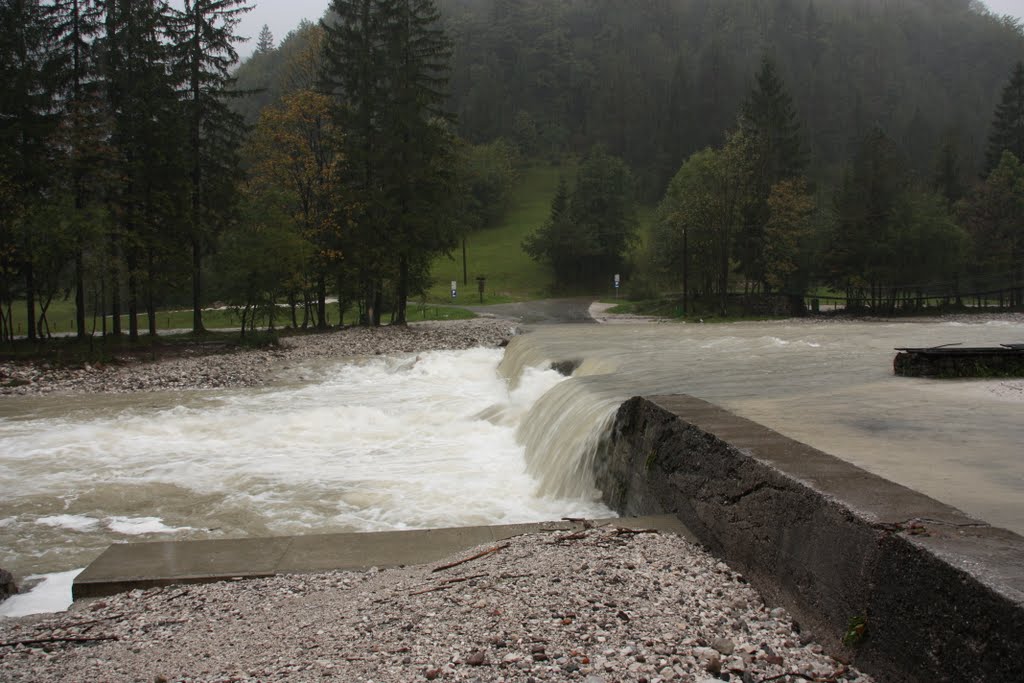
[[169, 0, 252, 333], [322, 0, 456, 326], [52, 0, 104, 338], [321, 0, 389, 326], [738, 55, 805, 292], [255, 23, 274, 54], [100, 0, 186, 338], [378, 0, 455, 325], [0, 0, 62, 341], [985, 61, 1024, 176]]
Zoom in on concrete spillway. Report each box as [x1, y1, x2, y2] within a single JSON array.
[[596, 394, 1024, 683]]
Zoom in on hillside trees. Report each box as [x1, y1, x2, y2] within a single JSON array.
[[985, 62, 1024, 175], [825, 128, 969, 311], [960, 151, 1024, 305], [523, 146, 637, 289]]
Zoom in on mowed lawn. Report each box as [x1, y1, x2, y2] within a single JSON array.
[[428, 162, 573, 304]]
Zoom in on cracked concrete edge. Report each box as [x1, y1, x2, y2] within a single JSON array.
[[596, 394, 1024, 683]]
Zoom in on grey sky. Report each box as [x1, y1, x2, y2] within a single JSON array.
[[983, 0, 1024, 19], [983, 0, 1024, 21], [231, 0, 1023, 61], [236, 1, 331, 58]]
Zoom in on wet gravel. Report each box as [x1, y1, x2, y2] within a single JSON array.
[[0, 319, 519, 396], [0, 525, 874, 683]]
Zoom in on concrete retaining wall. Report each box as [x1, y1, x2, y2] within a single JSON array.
[[596, 395, 1024, 683]]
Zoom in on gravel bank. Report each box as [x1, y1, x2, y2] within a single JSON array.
[[0, 319, 519, 396], [0, 525, 873, 683]]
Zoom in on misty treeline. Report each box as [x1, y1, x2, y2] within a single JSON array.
[[3, 1, 1024, 344], [234, 0, 1024, 315]]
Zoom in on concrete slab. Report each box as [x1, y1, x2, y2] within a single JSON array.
[[599, 394, 1024, 683], [72, 515, 690, 600]]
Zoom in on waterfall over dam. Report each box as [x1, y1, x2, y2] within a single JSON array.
[[2, 317, 1023, 621], [503, 319, 1024, 537]]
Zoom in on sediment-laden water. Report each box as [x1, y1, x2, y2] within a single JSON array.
[[504, 319, 1024, 536], [0, 347, 612, 615], [2, 318, 1022, 617]]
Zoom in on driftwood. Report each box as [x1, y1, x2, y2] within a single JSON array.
[[431, 543, 509, 573], [409, 585, 453, 596], [550, 531, 589, 543], [441, 573, 488, 585], [758, 670, 847, 683], [613, 527, 660, 536]]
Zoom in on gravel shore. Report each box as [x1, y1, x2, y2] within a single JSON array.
[[0, 525, 873, 683], [0, 319, 519, 396]]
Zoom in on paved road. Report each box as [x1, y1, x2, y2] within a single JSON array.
[[465, 297, 597, 324]]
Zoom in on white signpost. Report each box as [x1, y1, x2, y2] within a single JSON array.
[[614, 273, 620, 298], [451, 280, 457, 299]]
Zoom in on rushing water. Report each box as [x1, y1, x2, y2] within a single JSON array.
[[0, 347, 613, 615], [2, 318, 1023, 617], [503, 319, 1024, 536]]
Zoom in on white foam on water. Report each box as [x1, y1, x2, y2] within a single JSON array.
[[0, 345, 615, 618], [36, 515, 101, 532], [106, 517, 193, 535], [0, 569, 83, 618]]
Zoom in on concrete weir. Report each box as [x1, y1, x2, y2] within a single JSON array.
[[598, 394, 1024, 683], [72, 515, 691, 600]]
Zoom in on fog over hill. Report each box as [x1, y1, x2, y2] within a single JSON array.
[[234, 0, 1024, 192]]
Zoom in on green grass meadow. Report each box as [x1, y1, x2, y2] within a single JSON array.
[[428, 162, 574, 304]]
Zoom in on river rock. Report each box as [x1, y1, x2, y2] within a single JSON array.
[[0, 319, 518, 397], [0, 568, 16, 602]]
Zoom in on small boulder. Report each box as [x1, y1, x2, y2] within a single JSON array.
[[0, 568, 17, 603]]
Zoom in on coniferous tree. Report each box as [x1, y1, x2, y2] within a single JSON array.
[[100, 0, 186, 338], [523, 147, 637, 289], [170, 0, 252, 334], [933, 140, 966, 209], [255, 23, 274, 54], [737, 55, 805, 292], [52, 0, 104, 338], [986, 62, 1024, 176], [322, 0, 457, 326], [0, 0, 63, 341], [378, 0, 456, 324], [321, 0, 389, 325]]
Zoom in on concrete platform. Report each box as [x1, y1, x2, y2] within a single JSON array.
[[72, 515, 691, 600], [598, 394, 1024, 683]]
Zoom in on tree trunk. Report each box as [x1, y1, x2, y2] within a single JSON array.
[[75, 248, 87, 339], [24, 262, 36, 342], [146, 250, 157, 336], [288, 292, 298, 329], [110, 244, 121, 337], [128, 250, 139, 340], [191, 238, 204, 333], [395, 255, 409, 325], [317, 275, 327, 329]]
